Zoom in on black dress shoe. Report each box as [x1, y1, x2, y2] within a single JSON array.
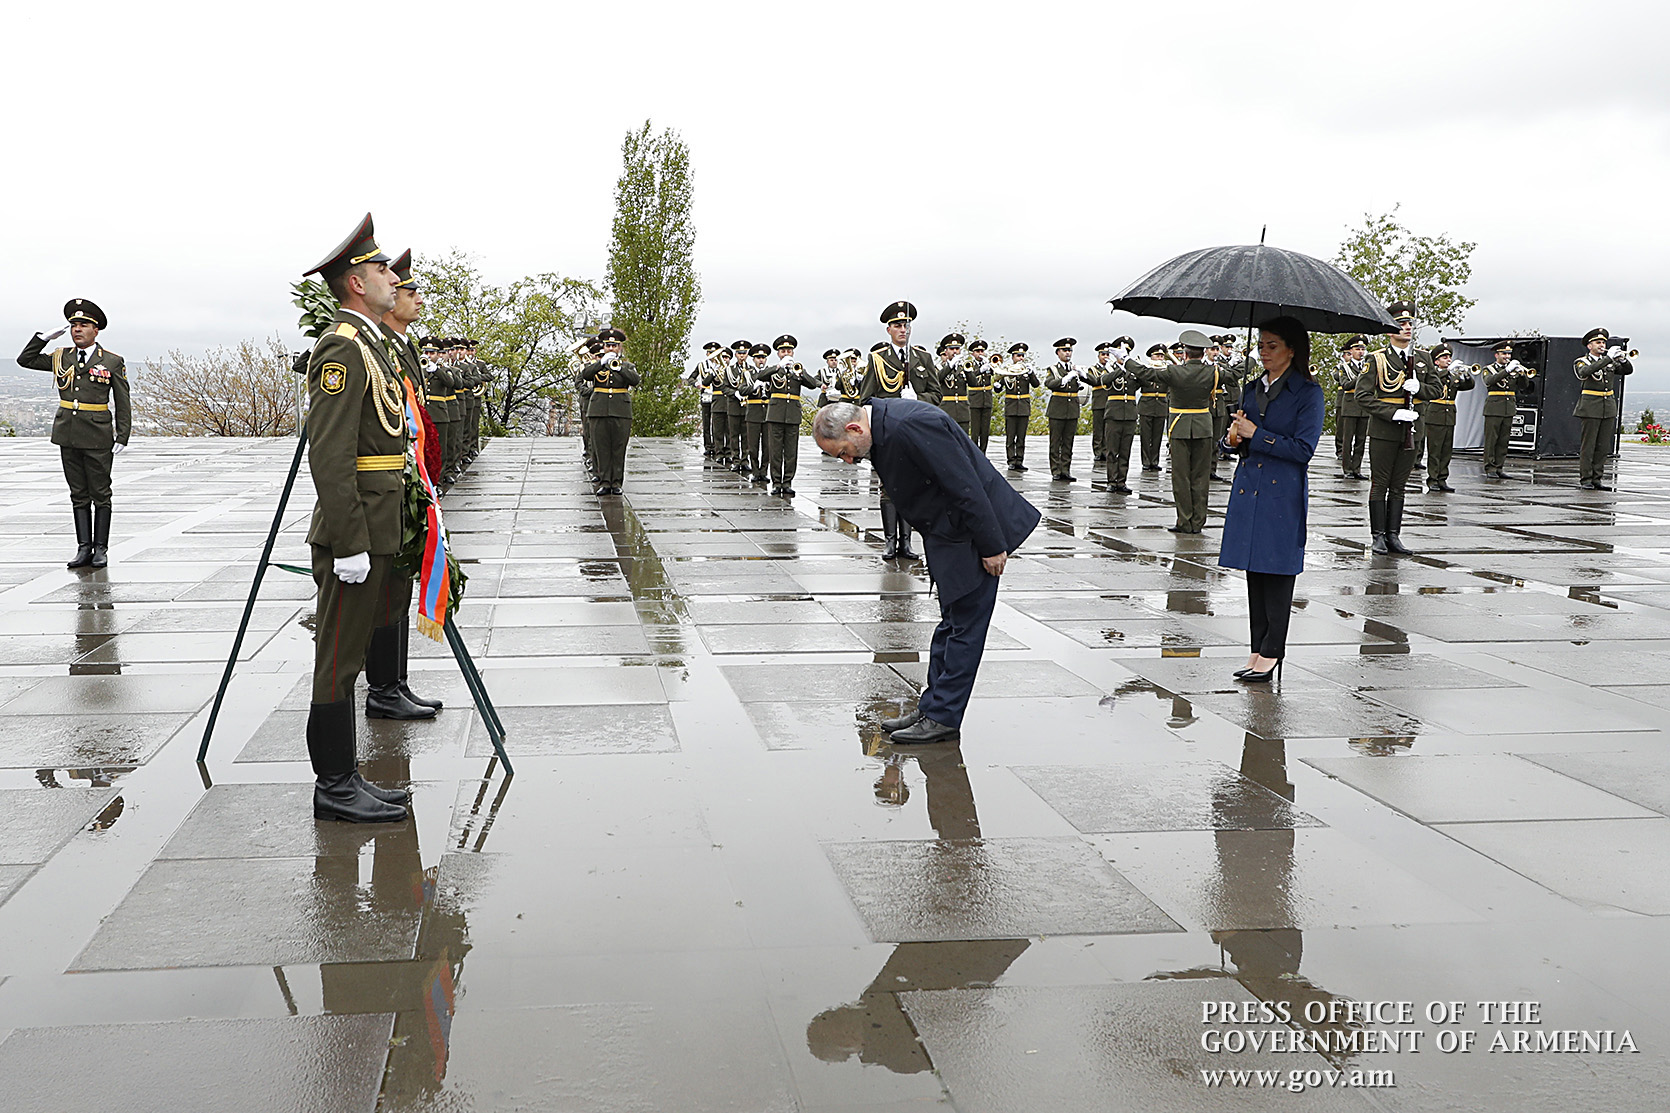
[[782, 488, 796, 497], [398, 681, 442, 711], [67, 544, 94, 569], [1014, 464, 1029, 472], [354, 771, 410, 805], [896, 542, 920, 561], [1166, 524, 1185, 532], [1112, 484, 1131, 494], [314, 772, 408, 823], [1592, 483, 1613, 491], [889, 716, 960, 744], [881, 708, 923, 733], [1063, 474, 1077, 482], [366, 684, 440, 720]]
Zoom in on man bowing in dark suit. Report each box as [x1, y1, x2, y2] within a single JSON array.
[[814, 399, 1041, 744]]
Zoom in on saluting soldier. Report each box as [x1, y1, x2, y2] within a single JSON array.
[[1091, 340, 1142, 495], [1145, 330, 1220, 533], [373, 249, 444, 719], [1043, 337, 1083, 481], [742, 343, 772, 482], [936, 333, 973, 436], [965, 338, 995, 452], [1135, 342, 1171, 473], [765, 334, 821, 496], [1354, 301, 1438, 555], [1333, 335, 1369, 479], [298, 213, 413, 823], [1423, 344, 1476, 492], [999, 342, 1040, 471], [18, 298, 131, 568], [582, 327, 639, 496], [858, 300, 938, 560], [1573, 327, 1634, 490]]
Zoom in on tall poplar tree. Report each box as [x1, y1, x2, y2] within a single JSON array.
[[605, 120, 702, 437]]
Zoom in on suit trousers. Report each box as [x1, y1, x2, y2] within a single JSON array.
[[916, 569, 1000, 730], [1103, 418, 1136, 487], [1090, 408, 1106, 459], [1368, 436, 1417, 502], [700, 401, 712, 453], [1246, 571, 1296, 659], [969, 405, 992, 452], [1481, 414, 1512, 472], [1139, 415, 1165, 469], [1048, 418, 1076, 476], [1337, 415, 1367, 475], [311, 546, 394, 703], [1425, 424, 1455, 486], [1005, 416, 1028, 467], [1169, 436, 1214, 530], [1579, 415, 1614, 484], [592, 414, 631, 487], [767, 423, 800, 487], [59, 446, 114, 508]]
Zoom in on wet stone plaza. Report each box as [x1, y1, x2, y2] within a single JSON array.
[[2, 433, 1670, 1112]]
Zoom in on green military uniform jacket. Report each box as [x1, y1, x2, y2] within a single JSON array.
[[937, 360, 971, 425], [966, 359, 994, 411], [859, 345, 939, 404], [1354, 345, 1439, 441], [1332, 359, 1366, 418], [1422, 366, 1476, 427], [306, 310, 409, 558], [1136, 362, 1171, 418], [427, 360, 459, 423], [581, 358, 640, 419], [998, 365, 1041, 417], [833, 367, 863, 404], [765, 363, 821, 424], [1090, 360, 1143, 422], [1145, 359, 1219, 438], [1481, 365, 1532, 417], [1043, 363, 1083, 420], [18, 335, 132, 450], [742, 365, 770, 422], [379, 324, 425, 398], [1573, 352, 1632, 420]]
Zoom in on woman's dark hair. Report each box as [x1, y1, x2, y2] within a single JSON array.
[[1255, 315, 1312, 380]]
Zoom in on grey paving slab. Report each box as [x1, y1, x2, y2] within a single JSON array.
[[823, 837, 1181, 941], [485, 623, 653, 656], [818, 595, 946, 623], [723, 662, 916, 703], [1305, 755, 1657, 823], [0, 862, 34, 905], [1362, 686, 1659, 735], [1289, 652, 1522, 689], [1013, 763, 1324, 833], [0, 1014, 392, 1113], [1184, 688, 1424, 739], [123, 603, 303, 633], [1521, 750, 1670, 817], [158, 783, 434, 859], [1497, 645, 1670, 685], [236, 707, 469, 762], [75, 854, 425, 970], [1052, 617, 1243, 649], [699, 623, 870, 654], [890, 659, 1102, 699], [0, 787, 116, 863], [465, 704, 680, 756], [1437, 818, 1670, 913], [478, 664, 669, 705], [0, 713, 191, 768], [903, 982, 1373, 1113], [843, 621, 1027, 652], [3, 672, 218, 714], [742, 700, 909, 752], [684, 599, 832, 624]]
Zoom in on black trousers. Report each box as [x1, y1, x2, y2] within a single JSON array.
[[1246, 571, 1296, 659], [700, 401, 712, 453], [60, 446, 114, 508], [1138, 414, 1165, 468], [1005, 415, 1028, 466], [969, 405, 992, 452], [1368, 436, 1417, 502], [917, 568, 1000, 729], [1579, 415, 1614, 484], [1336, 415, 1367, 474]]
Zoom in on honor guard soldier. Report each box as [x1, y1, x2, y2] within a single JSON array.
[[1043, 338, 1083, 481], [1354, 301, 1438, 554], [1573, 327, 1633, 490], [421, 338, 457, 486], [834, 348, 864, 404], [965, 339, 995, 451], [573, 337, 601, 483], [817, 348, 840, 406], [582, 327, 638, 495], [999, 342, 1040, 471], [1091, 341, 1142, 494], [765, 335, 821, 496], [1479, 341, 1524, 479], [1334, 335, 1369, 479], [742, 343, 772, 482], [1144, 330, 1220, 533], [18, 298, 131, 568], [722, 340, 751, 468], [466, 339, 490, 465], [690, 340, 723, 459], [298, 213, 414, 823], [859, 301, 939, 560], [1136, 343, 1171, 473], [1423, 344, 1476, 492], [449, 340, 471, 474], [1087, 337, 1127, 462], [373, 249, 443, 719], [936, 333, 973, 436]]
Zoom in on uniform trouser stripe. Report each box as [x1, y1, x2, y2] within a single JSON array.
[[311, 547, 394, 704]]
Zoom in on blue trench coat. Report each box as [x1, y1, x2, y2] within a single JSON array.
[[1217, 372, 1325, 576]]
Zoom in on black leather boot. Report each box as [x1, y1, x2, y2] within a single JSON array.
[[1369, 500, 1389, 555], [396, 624, 443, 711], [880, 502, 900, 560], [308, 699, 407, 823], [365, 624, 438, 720], [896, 520, 919, 562], [1384, 499, 1414, 555], [89, 505, 111, 568], [67, 506, 94, 568]]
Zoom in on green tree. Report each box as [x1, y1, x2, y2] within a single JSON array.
[[605, 120, 702, 437]]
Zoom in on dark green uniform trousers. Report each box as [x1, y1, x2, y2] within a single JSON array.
[[1103, 418, 1136, 489], [711, 409, 730, 461], [744, 415, 766, 475], [311, 547, 395, 704], [1169, 436, 1214, 530], [969, 405, 992, 452], [60, 447, 114, 508], [1048, 418, 1076, 477], [1579, 416, 1614, 485], [1005, 416, 1028, 468], [700, 401, 712, 454], [592, 414, 631, 487], [1425, 425, 1455, 487], [1090, 408, 1106, 460], [1481, 415, 1512, 473], [1139, 415, 1165, 469], [1336, 415, 1367, 475], [767, 423, 800, 488], [432, 418, 454, 478], [1368, 437, 1417, 502]]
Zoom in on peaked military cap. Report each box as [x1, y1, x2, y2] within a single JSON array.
[[1343, 334, 1368, 348], [585, 338, 604, 355], [880, 300, 918, 325], [419, 336, 440, 352], [63, 298, 107, 330], [703, 340, 723, 352], [968, 339, 988, 352], [731, 339, 752, 352], [1492, 341, 1514, 354], [1179, 329, 1212, 348], [391, 249, 416, 288], [773, 334, 798, 350], [822, 348, 840, 359], [1147, 343, 1169, 357], [749, 343, 771, 357], [598, 327, 627, 343], [1169, 340, 1188, 352], [1008, 342, 1029, 355], [842, 348, 862, 360], [938, 332, 966, 348], [1094, 341, 1113, 352], [304, 212, 390, 280], [1387, 300, 1416, 321], [1431, 344, 1453, 359], [1053, 337, 1077, 350], [1582, 327, 1610, 345], [870, 341, 890, 353], [1113, 335, 1135, 349]]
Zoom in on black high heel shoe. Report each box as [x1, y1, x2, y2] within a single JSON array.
[[1238, 660, 1283, 684]]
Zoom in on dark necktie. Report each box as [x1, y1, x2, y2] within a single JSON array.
[[77, 349, 87, 369]]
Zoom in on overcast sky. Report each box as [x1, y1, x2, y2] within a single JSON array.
[[4, 0, 1666, 388]]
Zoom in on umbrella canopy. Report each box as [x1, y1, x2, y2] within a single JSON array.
[[1109, 244, 1397, 336]]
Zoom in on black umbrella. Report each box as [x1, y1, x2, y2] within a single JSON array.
[[1109, 242, 1396, 336]]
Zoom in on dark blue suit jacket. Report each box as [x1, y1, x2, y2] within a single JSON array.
[[868, 398, 1042, 602]]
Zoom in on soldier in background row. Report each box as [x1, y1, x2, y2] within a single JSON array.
[[1136, 343, 1170, 473], [936, 333, 973, 436], [765, 334, 821, 496], [1479, 341, 1532, 480], [1042, 337, 1082, 481], [1355, 302, 1437, 555], [1146, 330, 1219, 533], [688, 340, 722, 458], [1573, 327, 1633, 491], [742, 342, 772, 482], [1422, 344, 1475, 493], [1000, 342, 1039, 472], [1092, 340, 1142, 495], [581, 327, 637, 496], [1333, 335, 1368, 480], [966, 339, 994, 452]]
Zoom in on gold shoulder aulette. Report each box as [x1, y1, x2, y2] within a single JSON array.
[[334, 322, 358, 339]]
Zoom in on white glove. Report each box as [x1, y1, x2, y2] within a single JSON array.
[[40, 326, 68, 342], [1402, 377, 1420, 394], [111, 442, 125, 455], [1607, 347, 1625, 360], [333, 552, 371, 584], [1393, 408, 1418, 422]]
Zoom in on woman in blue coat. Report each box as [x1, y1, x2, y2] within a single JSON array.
[[1217, 316, 1325, 683]]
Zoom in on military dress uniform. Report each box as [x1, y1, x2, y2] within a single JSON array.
[[764, 349, 821, 496], [998, 344, 1040, 471], [693, 341, 722, 457], [859, 301, 940, 560], [17, 298, 131, 569], [1479, 346, 1530, 479], [742, 346, 772, 481], [582, 328, 639, 495], [965, 342, 995, 452], [1136, 345, 1170, 472], [1091, 353, 1143, 493], [1354, 333, 1438, 554], [1573, 327, 1633, 489], [1145, 335, 1219, 532], [574, 340, 600, 480], [1043, 339, 1083, 481], [421, 340, 457, 483], [937, 358, 973, 436], [722, 345, 751, 467], [1422, 346, 1476, 492], [1332, 343, 1369, 479]]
